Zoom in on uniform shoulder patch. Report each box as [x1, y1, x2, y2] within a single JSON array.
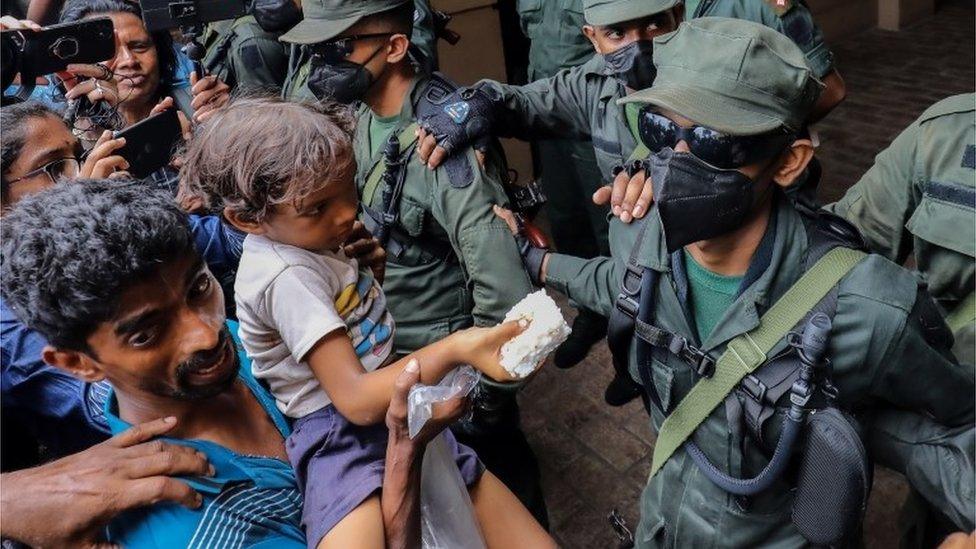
[[963, 145, 975, 170], [764, 0, 794, 16], [241, 44, 262, 70], [441, 153, 474, 189]]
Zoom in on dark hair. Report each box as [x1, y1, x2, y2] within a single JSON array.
[[179, 95, 356, 223], [1, 179, 196, 351], [1, 101, 63, 191], [60, 0, 178, 95], [362, 2, 415, 36]]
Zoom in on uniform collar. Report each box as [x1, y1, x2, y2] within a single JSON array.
[[102, 322, 294, 493]]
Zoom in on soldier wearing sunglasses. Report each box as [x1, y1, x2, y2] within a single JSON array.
[[499, 18, 972, 546]]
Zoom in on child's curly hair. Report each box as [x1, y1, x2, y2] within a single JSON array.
[[179, 95, 357, 222]]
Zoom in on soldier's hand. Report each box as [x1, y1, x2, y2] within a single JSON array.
[[937, 531, 976, 549], [0, 416, 212, 549], [189, 72, 231, 123], [415, 84, 498, 170], [81, 130, 129, 179], [593, 166, 654, 223], [342, 220, 387, 285]]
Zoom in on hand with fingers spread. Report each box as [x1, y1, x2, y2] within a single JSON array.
[[342, 220, 387, 285], [81, 130, 130, 178], [0, 416, 212, 549], [189, 72, 231, 124], [592, 163, 654, 224]]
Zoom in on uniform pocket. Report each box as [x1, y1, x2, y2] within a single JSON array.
[[906, 183, 976, 258], [399, 197, 428, 237], [516, 0, 543, 37], [650, 358, 674, 412]]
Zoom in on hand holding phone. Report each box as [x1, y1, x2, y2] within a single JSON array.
[[112, 108, 182, 179]]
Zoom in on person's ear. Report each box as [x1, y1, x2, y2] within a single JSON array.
[[771, 139, 814, 188], [386, 33, 410, 64], [672, 4, 685, 24], [42, 346, 107, 383], [223, 206, 265, 235], [582, 25, 602, 53]]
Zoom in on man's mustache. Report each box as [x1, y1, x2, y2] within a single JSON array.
[[178, 328, 230, 373]]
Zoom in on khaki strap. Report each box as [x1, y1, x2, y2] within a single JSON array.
[[946, 291, 976, 334], [362, 122, 420, 206], [649, 247, 867, 478]]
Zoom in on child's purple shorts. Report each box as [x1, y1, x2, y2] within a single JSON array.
[[285, 404, 484, 548]]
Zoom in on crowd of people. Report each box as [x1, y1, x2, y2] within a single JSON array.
[[0, 0, 973, 547]]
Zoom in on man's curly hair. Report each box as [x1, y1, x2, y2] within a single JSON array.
[[1, 179, 196, 351]]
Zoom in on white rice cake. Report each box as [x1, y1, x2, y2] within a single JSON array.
[[499, 290, 571, 378]]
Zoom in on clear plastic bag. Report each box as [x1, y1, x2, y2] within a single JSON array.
[[407, 366, 487, 549]]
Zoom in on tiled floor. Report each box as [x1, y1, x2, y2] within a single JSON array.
[[518, 3, 975, 547]]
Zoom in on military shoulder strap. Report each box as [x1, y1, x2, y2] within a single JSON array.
[[648, 246, 867, 478], [946, 291, 976, 334], [363, 122, 420, 205]]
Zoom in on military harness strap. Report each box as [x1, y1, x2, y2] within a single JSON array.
[[945, 291, 976, 334], [648, 246, 867, 478]]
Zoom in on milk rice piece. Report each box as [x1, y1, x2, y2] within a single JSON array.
[[499, 290, 571, 378]]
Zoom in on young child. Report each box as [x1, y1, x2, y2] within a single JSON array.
[[179, 97, 554, 549]]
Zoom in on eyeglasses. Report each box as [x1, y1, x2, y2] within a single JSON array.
[[6, 157, 81, 185], [309, 33, 394, 64], [637, 109, 793, 170]]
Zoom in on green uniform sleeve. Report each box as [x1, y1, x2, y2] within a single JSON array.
[[776, 2, 834, 78], [826, 119, 921, 264], [427, 153, 535, 326], [228, 34, 289, 92], [476, 63, 600, 141], [544, 253, 620, 317]]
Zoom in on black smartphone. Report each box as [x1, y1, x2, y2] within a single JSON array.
[[112, 108, 182, 178], [139, 0, 247, 32], [13, 17, 116, 77]]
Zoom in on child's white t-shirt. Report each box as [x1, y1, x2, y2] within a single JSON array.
[[235, 234, 395, 418]]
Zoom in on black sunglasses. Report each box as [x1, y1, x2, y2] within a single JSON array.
[[309, 33, 394, 64], [637, 109, 794, 170]]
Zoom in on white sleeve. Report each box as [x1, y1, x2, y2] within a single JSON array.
[[261, 265, 347, 362]]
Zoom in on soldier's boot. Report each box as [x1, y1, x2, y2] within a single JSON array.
[[604, 373, 642, 407], [554, 310, 608, 369]]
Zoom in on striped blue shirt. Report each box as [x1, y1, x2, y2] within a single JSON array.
[[103, 323, 305, 548]]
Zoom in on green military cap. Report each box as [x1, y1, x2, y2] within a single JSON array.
[[619, 17, 824, 135], [584, 0, 681, 26], [280, 0, 407, 44]]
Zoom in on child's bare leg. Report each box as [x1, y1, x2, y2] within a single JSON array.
[[470, 471, 556, 548], [317, 494, 385, 549]]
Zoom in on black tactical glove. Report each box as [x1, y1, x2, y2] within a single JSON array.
[[417, 83, 500, 155], [514, 220, 550, 287]]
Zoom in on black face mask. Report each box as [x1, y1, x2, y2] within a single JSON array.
[[250, 0, 302, 33], [604, 40, 657, 90], [649, 147, 755, 252], [307, 44, 385, 104]]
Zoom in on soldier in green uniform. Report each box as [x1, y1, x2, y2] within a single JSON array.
[[280, 0, 441, 101], [516, 0, 613, 371], [826, 93, 976, 547], [278, 0, 548, 525], [201, 14, 290, 93], [506, 18, 973, 546], [415, 0, 844, 405]]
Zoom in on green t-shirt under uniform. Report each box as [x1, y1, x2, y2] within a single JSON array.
[[684, 250, 743, 341], [368, 112, 402, 157]]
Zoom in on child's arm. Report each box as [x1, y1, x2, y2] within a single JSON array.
[[304, 320, 527, 426]]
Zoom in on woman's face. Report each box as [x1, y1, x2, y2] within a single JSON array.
[[2, 115, 79, 211], [101, 12, 161, 109]]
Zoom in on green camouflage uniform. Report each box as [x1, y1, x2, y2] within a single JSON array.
[[202, 15, 289, 93], [541, 18, 974, 546]]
